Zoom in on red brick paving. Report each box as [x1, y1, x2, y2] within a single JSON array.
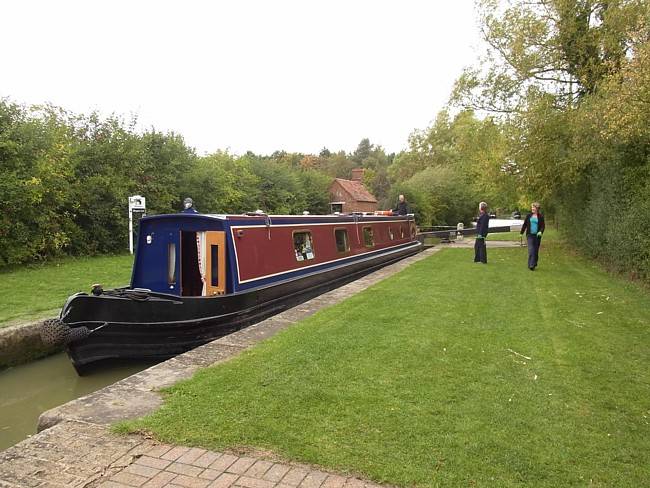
[[98, 442, 387, 488]]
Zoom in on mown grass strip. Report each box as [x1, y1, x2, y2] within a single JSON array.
[[0, 254, 133, 326], [120, 243, 650, 487]]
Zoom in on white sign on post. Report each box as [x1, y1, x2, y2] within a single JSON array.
[[128, 195, 146, 254]]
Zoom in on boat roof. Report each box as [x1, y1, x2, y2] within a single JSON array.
[[140, 212, 412, 223]]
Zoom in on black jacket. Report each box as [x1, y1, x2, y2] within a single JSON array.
[[394, 201, 409, 215], [520, 213, 545, 236], [476, 212, 489, 237]]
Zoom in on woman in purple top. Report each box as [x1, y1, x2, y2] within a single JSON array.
[[520, 202, 545, 270]]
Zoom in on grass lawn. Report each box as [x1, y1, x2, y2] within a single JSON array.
[[120, 241, 650, 487], [0, 254, 133, 326], [488, 230, 525, 241]]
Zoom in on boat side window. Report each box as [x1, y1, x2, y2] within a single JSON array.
[[294, 231, 315, 261], [410, 222, 417, 238], [167, 243, 176, 284], [388, 227, 394, 240], [400, 226, 405, 239], [334, 228, 349, 253], [363, 226, 374, 247]]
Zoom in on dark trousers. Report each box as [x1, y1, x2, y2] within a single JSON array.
[[527, 234, 541, 268], [474, 238, 487, 263]]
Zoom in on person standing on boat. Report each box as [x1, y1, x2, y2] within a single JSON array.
[[182, 197, 198, 213], [394, 194, 409, 215], [520, 202, 545, 270], [474, 201, 489, 264]]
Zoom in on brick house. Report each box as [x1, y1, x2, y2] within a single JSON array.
[[328, 168, 378, 214]]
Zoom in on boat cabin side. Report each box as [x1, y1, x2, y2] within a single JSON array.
[[131, 213, 418, 297], [227, 215, 418, 291]]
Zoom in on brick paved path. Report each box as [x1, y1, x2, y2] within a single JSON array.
[[0, 421, 387, 488], [102, 443, 373, 488]]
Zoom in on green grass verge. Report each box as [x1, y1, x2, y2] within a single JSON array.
[[0, 254, 133, 326], [118, 243, 650, 487]]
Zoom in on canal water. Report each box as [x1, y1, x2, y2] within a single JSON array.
[[0, 353, 157, 450]]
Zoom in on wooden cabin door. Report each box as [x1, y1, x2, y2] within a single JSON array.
[[205, 231, 226, 295]]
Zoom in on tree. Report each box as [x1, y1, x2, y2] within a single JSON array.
[[450, 0, 650, 282], [352, 138, 372, 163], [0, 101, 76, 264], [452, 0, 645, 112], [388, 109, 518, 215], [181, 151, 260, 214]]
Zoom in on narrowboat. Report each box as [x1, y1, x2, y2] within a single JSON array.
[[42, 210, 421, 373]]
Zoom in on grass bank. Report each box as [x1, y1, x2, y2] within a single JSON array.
[[120, 242, 649, 487], [0, 254, 133, 327]]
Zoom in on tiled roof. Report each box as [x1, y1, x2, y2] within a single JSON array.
[[331, 178, 378, 203]]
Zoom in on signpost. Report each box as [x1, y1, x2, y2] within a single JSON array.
[[128, 195, 146, 254]]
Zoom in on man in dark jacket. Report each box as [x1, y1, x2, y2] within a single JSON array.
[[474, 201, 489, 263], [394, 194, 409, 215], [520, 202, 545, 270]]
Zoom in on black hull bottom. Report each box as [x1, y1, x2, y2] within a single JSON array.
[[65, 243, 421, 373]]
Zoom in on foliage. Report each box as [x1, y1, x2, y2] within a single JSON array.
[[0, 100, 197, 264], [0, 100, 393, 266], [448, 0, 650, 282], [452, 0, 646, 112], [0, 102, 75, 264], [392, 165, 476, 226], [179, 151, 260, 214], [387, 110, 518, 223]]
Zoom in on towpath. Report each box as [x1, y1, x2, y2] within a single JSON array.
[[0, 242, 520, 488]]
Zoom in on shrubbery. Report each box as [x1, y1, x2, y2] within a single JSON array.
[[0, 101, 338, 266], [448, 0, 650, 283]]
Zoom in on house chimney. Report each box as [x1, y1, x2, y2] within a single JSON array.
[[351, 168, 364, 182]]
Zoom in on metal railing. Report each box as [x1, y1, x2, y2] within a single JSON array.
[[417, 225, 512, 242]]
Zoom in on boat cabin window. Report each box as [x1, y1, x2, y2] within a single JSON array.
[[410, 222, 417, 238], [388, 227, 394, 240], [294, 231, 315, 261], [363, 226, 374, 247], [334, 229, 349, 253], [400, 226, 405, 239], [167, 243, 176, 284]]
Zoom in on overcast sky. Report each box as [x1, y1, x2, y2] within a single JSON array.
[[1, 0, 481, 156]]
